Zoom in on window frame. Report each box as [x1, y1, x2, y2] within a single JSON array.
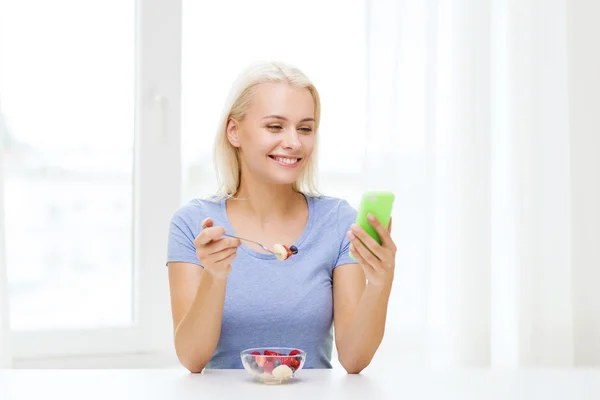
[[5, 0, 182, 360]]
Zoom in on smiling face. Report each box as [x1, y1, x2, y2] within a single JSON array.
[[226, 82, 317, 188]]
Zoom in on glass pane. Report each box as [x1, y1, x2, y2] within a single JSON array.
[[181, 0, 367, 201], [0, 0, 135, 330]]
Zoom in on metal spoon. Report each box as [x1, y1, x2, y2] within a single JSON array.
[[223, 233, 298, 256]]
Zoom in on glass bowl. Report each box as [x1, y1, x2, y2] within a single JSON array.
[[240, 347, 306, 384]]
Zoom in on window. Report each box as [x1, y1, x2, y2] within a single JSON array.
[[1, 0, 180, 359], [1, 0, 135, 332]]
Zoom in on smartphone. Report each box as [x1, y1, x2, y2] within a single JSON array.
[[349, 191, 395, 259]]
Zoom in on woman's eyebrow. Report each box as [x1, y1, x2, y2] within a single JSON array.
[[262, 115, 315, 122]]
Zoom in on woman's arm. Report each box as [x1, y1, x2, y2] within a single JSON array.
[[333, 215, 397, 374], [168, 263, 228, 373], [333, 265, 392, 374]]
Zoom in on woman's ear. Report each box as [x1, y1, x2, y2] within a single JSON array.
[[226, 118, 241, 148]]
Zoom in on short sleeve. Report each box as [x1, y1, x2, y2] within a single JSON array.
[[333, 199, 358, 269], [166, 208, 202, 267]]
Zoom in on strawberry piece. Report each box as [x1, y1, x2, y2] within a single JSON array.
[[251, 351, 261, 356], [264, 350, 273, 356], [263, 361, 275, 374], [288, 349, 301, 356], [283, 245, 292, 259], [281, 357, 293, 367], [291, 358, 300, 370], [255, 355, 266, 367]]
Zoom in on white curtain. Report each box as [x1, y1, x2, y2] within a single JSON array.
[[0, 114, 12, 368], [366, 0, 600, 367]]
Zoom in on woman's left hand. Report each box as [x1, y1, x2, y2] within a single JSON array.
[[347, 214, 396, 287]]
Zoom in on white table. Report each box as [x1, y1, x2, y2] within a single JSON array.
[[1, 367, 599, 399]]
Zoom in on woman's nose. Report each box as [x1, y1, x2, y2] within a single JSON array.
[[281, 129, 301, 149]]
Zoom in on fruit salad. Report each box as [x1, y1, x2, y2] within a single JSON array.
[[272, 244, 298, 261], [241, 348, 305, 384]]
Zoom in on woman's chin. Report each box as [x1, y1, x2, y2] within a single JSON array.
[[263, 174, 301, 187], [263, 167, 303, 184]]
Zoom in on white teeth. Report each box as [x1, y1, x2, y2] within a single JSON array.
[[274, 157, 298, 165]]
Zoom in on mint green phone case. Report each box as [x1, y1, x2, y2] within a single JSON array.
[[349, 191, 395, 260]]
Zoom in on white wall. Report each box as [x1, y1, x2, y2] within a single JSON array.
[[567, 0, 600, 366], [0, 110, 12, 367]]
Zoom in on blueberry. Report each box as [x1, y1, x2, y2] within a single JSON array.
[[290, 245, 298, 254], [296, 356, 302, 362], [273, 359, 281, 368]]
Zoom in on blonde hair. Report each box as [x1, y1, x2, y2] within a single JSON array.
[[212, 61, 321, 199]]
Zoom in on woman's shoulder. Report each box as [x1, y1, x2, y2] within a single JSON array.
[[307, 194, 357, 225], [170, 196, 224, 227], [308, 194, 356, 211]]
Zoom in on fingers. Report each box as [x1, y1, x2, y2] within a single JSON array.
[[348, 232, 383, 268], [201, 217, 213, 230], [196, 236, 239, 271], [350, 243, 375, 273], [197, 217, 217, 245], [195, 236, 240, 264], [366, 214, 393, 248], [349, 223, 383, 259], [195, 225, 226, 246], [219, 249, 238, 265], [208, 237, 241, 254], [210, 246, 238, 263], [194, 217, 240, 267], [194, 217, 239, 276], [349, 215, 397, 287]]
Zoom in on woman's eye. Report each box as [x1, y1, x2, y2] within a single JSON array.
[[299, 127, 313, 133], [267, 125, 283, 131]]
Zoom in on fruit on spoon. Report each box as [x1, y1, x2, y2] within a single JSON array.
[[272, 244, 298, 261]]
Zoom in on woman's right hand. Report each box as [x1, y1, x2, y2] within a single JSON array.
[[193, 217, 241, 279]]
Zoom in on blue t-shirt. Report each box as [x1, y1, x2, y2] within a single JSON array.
[[166, 194, 358, 369]]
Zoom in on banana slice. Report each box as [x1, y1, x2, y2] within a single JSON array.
[[272, 243, 290, 261], [271, 364, 293, 379]]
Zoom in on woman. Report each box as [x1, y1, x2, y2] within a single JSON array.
[[166, 61, 397, 374]]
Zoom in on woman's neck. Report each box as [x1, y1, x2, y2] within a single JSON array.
[[230, 179, 304, 225]]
